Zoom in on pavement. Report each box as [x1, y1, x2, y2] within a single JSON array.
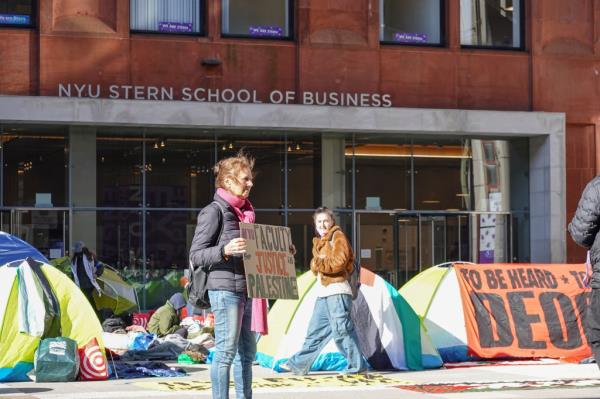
[[2, 360, 600, 399]]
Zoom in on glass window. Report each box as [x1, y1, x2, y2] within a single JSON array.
[[130, 0, 203, 34], [0, 0, 34, 27], [287, 136, 318, 209], [222, 0, 291, 39], [96, 131, 143, 208], [220, 134, 285, 209], [349, 136, 411, 210], [380, 0, 442, 45], [145, 133, 215, 208], [460, 0, 522, 48], [3, 127, 68, 207], [413, 138, 472, 211]]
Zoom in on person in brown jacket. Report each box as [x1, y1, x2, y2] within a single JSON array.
[[279, 206, 367, 375]]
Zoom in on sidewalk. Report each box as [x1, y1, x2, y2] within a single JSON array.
[[2, 361, 600, 399]]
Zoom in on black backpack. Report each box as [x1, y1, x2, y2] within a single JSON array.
[[187, 201, 225, 309]]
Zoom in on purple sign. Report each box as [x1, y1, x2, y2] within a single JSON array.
[[0, 14, 30, 25], [393, 32, 428, 44], [248, 25, 284, 37], [158, 21, 193, 33], [478, 250, 495, 264]]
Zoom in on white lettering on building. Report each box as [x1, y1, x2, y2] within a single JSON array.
[[57, 83, 393, 108]]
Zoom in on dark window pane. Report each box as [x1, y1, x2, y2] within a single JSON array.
[[413, 138, 472, 211], [350, 137, 411, 210], [97, 133, 142, 207], [381, 0, 441, 44], [130, 0, 202, 34], [0, 0, 33, 26], [3, 128, 67, 207], [287, 136, 318, 209], [146, 135, 215, 208], [222, 0, 290, 38], [460, 0, 522, 48], [220, 135, 284, 209]]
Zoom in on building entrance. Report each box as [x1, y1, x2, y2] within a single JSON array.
[[357, 211, 512, 288]]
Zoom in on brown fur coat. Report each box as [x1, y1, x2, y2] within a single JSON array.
[[310, 225, 354, 286]]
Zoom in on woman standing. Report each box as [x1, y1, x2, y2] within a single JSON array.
[[189, 151, 256, 399], [70, 241, 103, 314], [281, 206, 367, 375]]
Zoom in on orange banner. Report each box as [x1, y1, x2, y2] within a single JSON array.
[[454, 263, 591, 360]]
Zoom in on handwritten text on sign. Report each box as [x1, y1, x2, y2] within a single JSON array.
[[240, 223, 298, 300]]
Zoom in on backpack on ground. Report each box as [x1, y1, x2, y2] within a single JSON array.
[[187, 201, 225, 309]]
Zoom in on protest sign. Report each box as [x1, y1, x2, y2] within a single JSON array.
[[454, 263, 591, 360], [240, 222, 298, 300]]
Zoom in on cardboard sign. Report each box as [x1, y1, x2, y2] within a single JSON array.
[[240, 223, 298, 300], [454, 263, 591, 360]]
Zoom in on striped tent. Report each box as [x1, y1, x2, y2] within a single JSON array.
[[0, 259, 104, 381], [257, 268, 442, 372], [399, 262, 473, 362]]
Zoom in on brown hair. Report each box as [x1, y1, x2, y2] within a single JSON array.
[[313, 206, 336, 225], [214, 150, 255, 189]]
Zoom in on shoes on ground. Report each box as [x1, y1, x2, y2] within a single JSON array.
[[278, 362, 291, 372]]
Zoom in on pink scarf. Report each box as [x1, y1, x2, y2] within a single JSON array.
[[216, 187, 267, 335], [216, 188, 255, 223]]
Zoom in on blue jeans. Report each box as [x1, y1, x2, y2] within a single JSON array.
[[288, 293, 367, 375], [209, 290, 256, 399]]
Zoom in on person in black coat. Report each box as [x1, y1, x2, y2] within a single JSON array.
[[189, 151, 256, 399], [569, 175, 600, 368]]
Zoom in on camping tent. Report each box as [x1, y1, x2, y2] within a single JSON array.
[[400, 262, 592, 362], [51, 257, 139, 316], [0, 231, 48, 265], [399, 263, 471, 362], [93, 264, 139, 315], [256, 268, 442, 372], [0, 259, 105, 381]]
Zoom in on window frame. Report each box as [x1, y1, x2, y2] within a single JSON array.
[[460, 0, 526, 51], [379, 0, 446, 48], [0, 0, 36, 29], [220, 0, 295, 41], [129, 0, 206, 37]]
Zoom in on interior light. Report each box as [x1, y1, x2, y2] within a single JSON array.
[[422, 200, 441, 204], [222, 143, 227, 151], [345, 144, 471, 159], [160, 139, 165, 148], [295, 143, 301, 151], [456, 193, 470, 197], [228, 142, 233, 150], [153, 142, 159, 149], [287, 144, 292, 152]]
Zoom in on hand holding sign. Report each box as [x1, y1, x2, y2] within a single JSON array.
[[224, 237, 247, 256], [240, 223, 299, 299]]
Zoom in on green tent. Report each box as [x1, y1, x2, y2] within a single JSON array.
[[93, 264, 139, 316], [0, 260, 104, 381]]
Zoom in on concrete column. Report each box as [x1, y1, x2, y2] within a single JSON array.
[[321, 135, 346, 210], [529, 131, 566, 263], [69, 126, 97, 253]]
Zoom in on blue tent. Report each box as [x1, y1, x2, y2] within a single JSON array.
[[0, 232, 48, 266]]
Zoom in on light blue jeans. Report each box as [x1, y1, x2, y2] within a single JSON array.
[[208, 290, 256, 399], [287, 293, 367, 375]]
